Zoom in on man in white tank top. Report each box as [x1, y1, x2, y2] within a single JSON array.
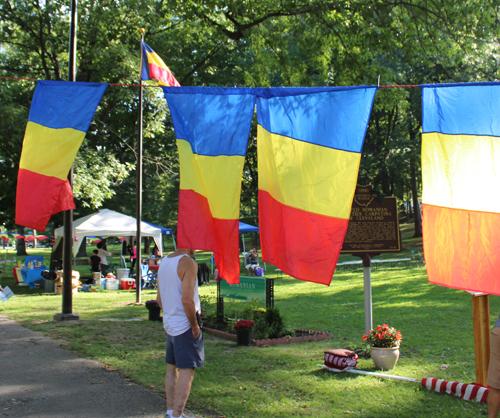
[[156, 248, 203, 418]]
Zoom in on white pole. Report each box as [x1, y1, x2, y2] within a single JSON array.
[[318, 365, 419, 383], [363, 255, 373, 334]]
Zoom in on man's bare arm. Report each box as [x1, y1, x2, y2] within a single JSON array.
[[178, 256, 200, 338], [156, 285, 163, 311]]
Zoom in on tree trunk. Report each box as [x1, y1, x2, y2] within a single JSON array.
[[410, 158, 422, 238], [16, 227, 28, 256]]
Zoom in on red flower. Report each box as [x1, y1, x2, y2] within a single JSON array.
[[377, 326, 382, 331], [363, 335, 368, 340], [378, 334, 383, 339], [234, 319, 255, 330]]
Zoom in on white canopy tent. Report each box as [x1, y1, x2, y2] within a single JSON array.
[[54, 209, 163, 257]]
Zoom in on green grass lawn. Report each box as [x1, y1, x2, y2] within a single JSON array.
[[0, 228, 495, 417]]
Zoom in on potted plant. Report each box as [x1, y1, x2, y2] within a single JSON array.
[[234, 319, 255, 346], [145, 300, 161, 321], [363, 324, 402, 370]]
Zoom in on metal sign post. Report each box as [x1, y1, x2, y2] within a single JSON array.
[[362, 254, 373, 334], [341, 185, 402, 334]]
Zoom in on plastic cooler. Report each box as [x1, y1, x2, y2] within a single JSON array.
[[120, 278, 136, 290]]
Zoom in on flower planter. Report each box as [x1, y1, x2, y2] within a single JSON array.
[[148, 308, 161, 321], [371, 346, 400, 370], [145, 300, 161, 321], [202, 327, 331, 347], [236, 330, 253, 346]]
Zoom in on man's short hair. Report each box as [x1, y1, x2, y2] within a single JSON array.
[[92, 249, 98, 255]]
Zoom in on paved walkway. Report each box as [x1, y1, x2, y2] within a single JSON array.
[[0, 315, 202, 418]]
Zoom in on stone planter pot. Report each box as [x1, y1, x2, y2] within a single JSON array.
[[148, 308, 161, 321], [236, 329, 253, 346], [371, 346, 400, 370]]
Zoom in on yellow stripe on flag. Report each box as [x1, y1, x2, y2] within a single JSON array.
[[422, 132, 500, 213], [19, 122, 86, 180], [146, 50, 170, 72], [177, 139, 245, 220], [257, 125, 360, 219]]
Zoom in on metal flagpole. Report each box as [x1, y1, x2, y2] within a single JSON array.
[[135, 29, 145, 303], [54, 0, 79, 321]]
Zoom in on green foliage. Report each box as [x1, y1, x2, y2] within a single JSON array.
[[73, 147, 134, 208], [1, 0, 500, 235], [239, 305, 291, 340], [363, 324, 403, 348]]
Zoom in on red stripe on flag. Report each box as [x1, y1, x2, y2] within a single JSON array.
[[469, 384, 480, 401], [15, 169, 75, 231], [449, 381, 459, 396], [479, 387, 490, 403], [423, 204, 500, 295], [430, 379, 437, 391], [258, 190, 348, 285], [438, 380, 447, 392], [149, 63, 180, 87], [177, 189, 240, 284]]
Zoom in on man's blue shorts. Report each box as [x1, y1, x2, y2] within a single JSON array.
[[166, 329, 204, 368]]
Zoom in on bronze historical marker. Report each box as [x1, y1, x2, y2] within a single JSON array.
[[341, 184, 401, 254]]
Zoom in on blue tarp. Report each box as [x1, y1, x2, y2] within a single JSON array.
[[143, 221, 173, 236], [239, 222, 259, 233]]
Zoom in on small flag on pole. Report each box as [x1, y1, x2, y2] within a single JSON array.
[[141, 42, 180, 87]]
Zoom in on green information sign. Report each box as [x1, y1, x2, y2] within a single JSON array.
[[219, 276, 267, 301]]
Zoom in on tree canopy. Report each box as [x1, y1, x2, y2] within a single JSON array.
[[0, 0, 498, 235]]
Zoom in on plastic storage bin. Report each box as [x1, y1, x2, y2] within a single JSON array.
[[105, 278, 119, 290], [116, 268, 129, 281]]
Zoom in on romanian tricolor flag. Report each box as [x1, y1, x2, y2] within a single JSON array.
[[141, 42, 180, 87], [256, 87, 377, 285], [16, 80, 108, 231], [164, 87, 256, 284], [422, 83, 500, 295]]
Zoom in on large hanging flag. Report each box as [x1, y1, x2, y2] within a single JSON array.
[[256, 87, 377, 285], [163, 87, 256, 284], [141, 42, 180, 87], [422, 82, 500, 295], [16, 80, 108, 231]]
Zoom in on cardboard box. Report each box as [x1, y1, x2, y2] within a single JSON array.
[[54, 270, 80, 295]]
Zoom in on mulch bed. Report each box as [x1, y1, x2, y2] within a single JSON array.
[[202, 326, 331, 347]]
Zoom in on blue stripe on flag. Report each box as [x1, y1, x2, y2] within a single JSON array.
[[163, 87, 256, 156], [422, 84, 500, 136], [28, 80, 108, 132], [256, 87, 377, 153]]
